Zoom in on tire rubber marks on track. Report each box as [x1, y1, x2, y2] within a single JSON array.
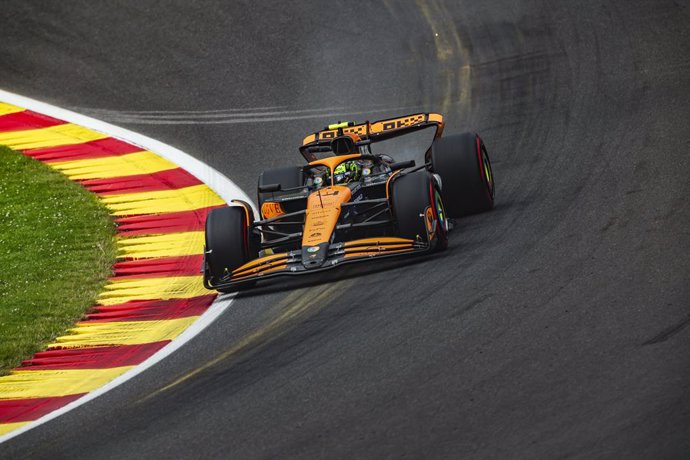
[[415, 0, 472, 116], [64, 104, 429, 125], [138, 280, 353, 403]]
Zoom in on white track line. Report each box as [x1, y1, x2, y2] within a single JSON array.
[[0, 88, 253, 443], [68, 106, 425, 125]]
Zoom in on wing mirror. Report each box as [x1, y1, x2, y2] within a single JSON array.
[[258, 183, 281, 193], [389, 160, 416, 171]]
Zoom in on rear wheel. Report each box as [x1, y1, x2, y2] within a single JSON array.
[[431, 132, 494, 217], [391, 170, 448, 250], [205, 206, 258, 292]]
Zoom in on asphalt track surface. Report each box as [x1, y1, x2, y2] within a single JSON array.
[[1, 1, 689, 458]]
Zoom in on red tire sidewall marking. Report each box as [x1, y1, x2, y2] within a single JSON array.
[[428, 180, 447, 242], [476, 135, 493, 201]]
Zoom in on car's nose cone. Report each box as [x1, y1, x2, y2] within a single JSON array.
[[301, 242, 329, 269]]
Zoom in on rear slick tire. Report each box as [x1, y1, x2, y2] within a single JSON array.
[[431, 132, 495, 217]]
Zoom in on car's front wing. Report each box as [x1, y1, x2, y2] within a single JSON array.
[[203, 236, 432, 291]]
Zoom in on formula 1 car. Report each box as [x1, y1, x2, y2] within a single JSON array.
[[203, 113, 494, 292]]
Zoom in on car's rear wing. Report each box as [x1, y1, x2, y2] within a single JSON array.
[[300, 112, 445, 162]]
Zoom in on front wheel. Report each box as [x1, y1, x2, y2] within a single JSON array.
[[204, 206, 259, 292], [390, 170, 448, 250]]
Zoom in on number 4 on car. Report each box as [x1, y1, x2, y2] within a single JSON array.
[[203, 113, 495, 292]]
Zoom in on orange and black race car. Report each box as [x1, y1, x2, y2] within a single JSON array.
[[203, 113, 494, 292]]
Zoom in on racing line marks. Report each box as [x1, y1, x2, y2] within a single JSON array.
[[642, 314, 690, 346], [137, 280, 352, 403], [63, 104, 429, 125]]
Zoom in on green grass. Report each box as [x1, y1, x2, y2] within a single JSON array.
[[0, 146, 116, 375]]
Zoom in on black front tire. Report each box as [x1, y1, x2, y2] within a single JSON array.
[[431, 132, 495, 217], [205, 206, 259, 291], [391, 170, 448, 250]]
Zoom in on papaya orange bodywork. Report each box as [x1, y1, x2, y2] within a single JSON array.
[[385, 170, 401, 201], [261, 201, 285, 219], [302, 185, 351, 247], [230, 199, 253, 226], [232, 252, 287, 275], [232, 263, 289, 281], [302, 113, 445, 147], [345, 244, 413, 253], [342, 237, 413, 247], [343, 248, 414, 259]]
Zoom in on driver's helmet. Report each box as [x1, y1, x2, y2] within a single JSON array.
[[333, 160, 362, 184]]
